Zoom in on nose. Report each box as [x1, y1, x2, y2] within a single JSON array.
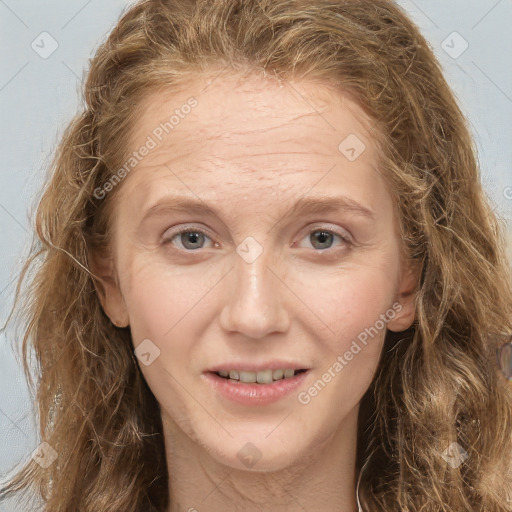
[[219, 245, 290, 339]]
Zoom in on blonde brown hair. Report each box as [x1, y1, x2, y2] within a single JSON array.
[[2, 0, 512, 510]]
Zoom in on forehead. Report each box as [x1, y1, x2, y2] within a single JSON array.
[[131, 73, 375, 152], [117, 72, 388, 213]]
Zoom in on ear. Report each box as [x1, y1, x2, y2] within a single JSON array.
[[386, 257, 421, 333], [89, 248, 130, 328]]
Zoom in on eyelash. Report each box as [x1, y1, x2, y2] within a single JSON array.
[[162, 225, 352, 253]]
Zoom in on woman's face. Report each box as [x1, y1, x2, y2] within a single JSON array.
[[97, 72, 418, 471]]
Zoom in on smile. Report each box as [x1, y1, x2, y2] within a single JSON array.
[[215, 368, 307, 384], [203, 369, 310, 406]]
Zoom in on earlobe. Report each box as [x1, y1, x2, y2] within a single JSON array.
[[89, 250, 130, 328], [386, 294, 416, 332], [386, 259, 421, 333]]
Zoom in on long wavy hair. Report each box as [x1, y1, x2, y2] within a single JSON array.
[[2, 0, 512, 510]]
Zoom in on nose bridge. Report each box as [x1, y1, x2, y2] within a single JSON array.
[[219, 235, 289, 339]]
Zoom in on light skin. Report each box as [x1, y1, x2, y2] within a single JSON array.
[[92, 71, 419, 511]]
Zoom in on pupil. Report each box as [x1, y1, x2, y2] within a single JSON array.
[[312, 231, 332, 249], [182, 232, 204, 249], [180, 231, 333, 250]]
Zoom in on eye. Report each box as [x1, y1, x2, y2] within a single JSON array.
[[298, 227, 352, 251], [162, 225, 352, 253], [162, 226, 217, 251]]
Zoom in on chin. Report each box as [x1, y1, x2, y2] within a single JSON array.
[[195, 425, 315, 473]]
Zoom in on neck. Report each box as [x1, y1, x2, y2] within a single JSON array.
[[163, 406, 361, 512]]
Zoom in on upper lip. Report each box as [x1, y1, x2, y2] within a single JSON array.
[[206, 361, 310, 373]]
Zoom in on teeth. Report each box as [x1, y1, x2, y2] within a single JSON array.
[[256, 369, 273, 384], [216, 368, 302, 383], [240, 371, 257, 383], [272, 369, 284, 380]]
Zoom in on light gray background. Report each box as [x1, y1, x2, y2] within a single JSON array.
[[1, 1, 511, 510]]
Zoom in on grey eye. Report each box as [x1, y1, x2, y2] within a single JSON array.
[[180, 231, 206, 250], [310, 230, 336, 250]]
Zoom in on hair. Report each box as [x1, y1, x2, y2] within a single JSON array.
[[1, 0, 512, 510]]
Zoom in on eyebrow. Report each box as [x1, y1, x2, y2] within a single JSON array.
[[140, 194, 376, 224]]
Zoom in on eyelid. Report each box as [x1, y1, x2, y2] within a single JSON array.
[[161, 225, 217, 249], [301, 224, 353, 244], [162, 223, 353, 253]]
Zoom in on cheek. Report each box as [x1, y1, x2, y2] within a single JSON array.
[[124, 281, 172, 343], [121, 258, 210, 343], [294, 263, 398, 356]]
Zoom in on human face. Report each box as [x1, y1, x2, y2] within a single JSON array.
[[99, 72, 417, 471]]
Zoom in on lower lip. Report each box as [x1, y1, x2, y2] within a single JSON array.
[[202, 371, 309, 406]]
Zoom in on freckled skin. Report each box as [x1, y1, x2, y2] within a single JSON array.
[[97, 72, 418, 511]]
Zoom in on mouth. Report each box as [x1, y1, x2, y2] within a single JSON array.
[[203, 367, 310, 405], [211, 368, 308, 384]]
